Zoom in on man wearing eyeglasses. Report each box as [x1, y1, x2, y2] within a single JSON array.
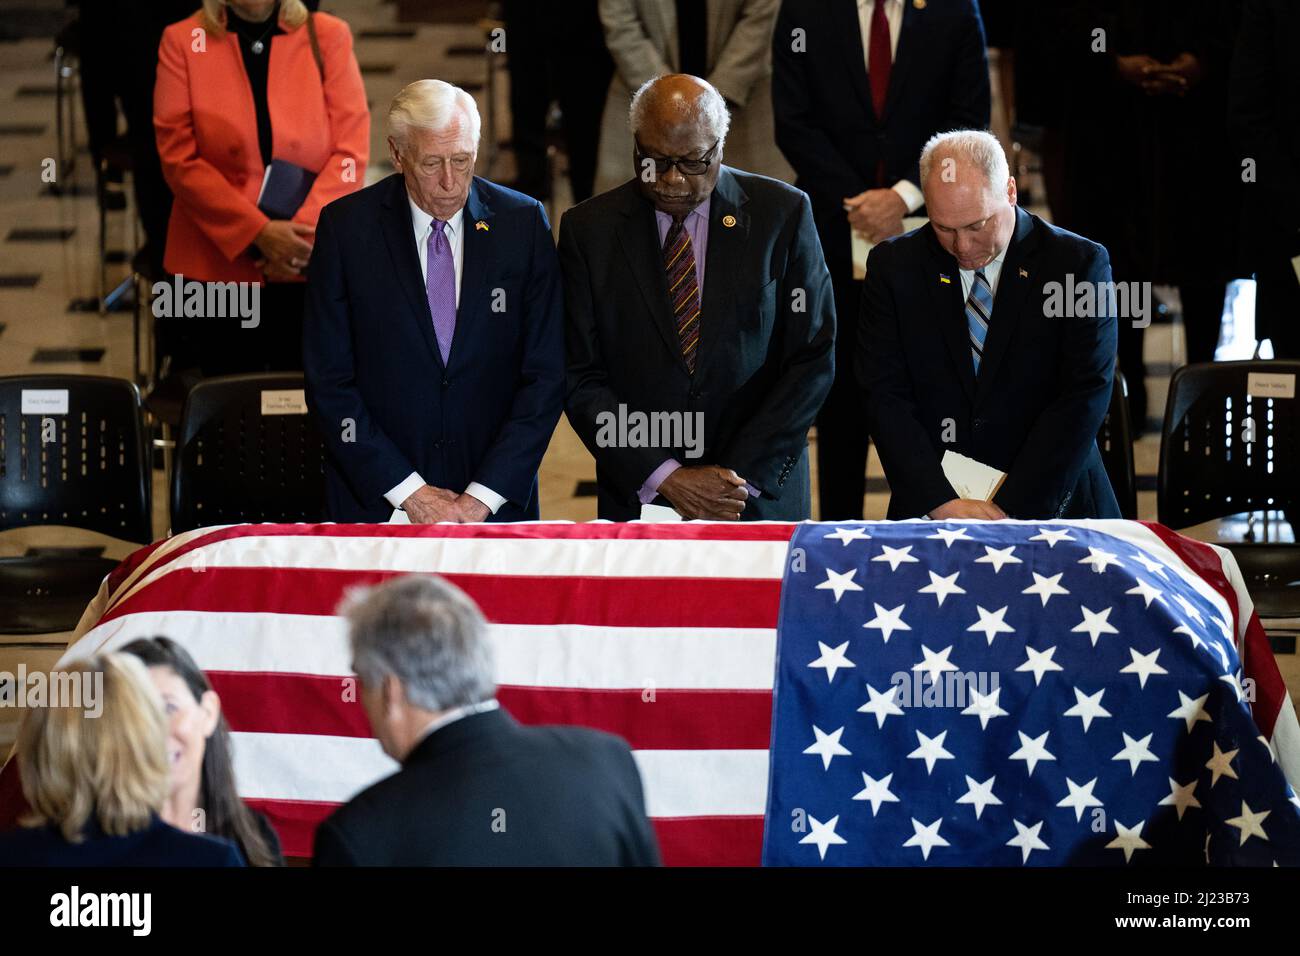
[[560, 73, 835, 521], [857, 130, 1120, 520], [303, 79, 563, 523]]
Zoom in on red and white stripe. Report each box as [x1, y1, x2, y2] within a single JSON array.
[[4, 518, 1294, 865], [52, 522, 796, 864]]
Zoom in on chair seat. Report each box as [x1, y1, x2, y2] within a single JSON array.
[[1225, 544, 1300, 621], [0, 556, 118, 635]]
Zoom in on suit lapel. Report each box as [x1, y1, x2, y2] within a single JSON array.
[[973, 207, 1038, 406], [379, 173, 443, 369], [615, 184, 691, 376], [923, 228, 977, 402], [451, 179, 494, 371], [698, 168, 749, 377], [833, 0, 876, 126]]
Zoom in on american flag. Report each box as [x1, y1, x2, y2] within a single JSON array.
[[0, 522, 793, 865], [0, 520, 1295, 866], [762, 520, 1300, 866]]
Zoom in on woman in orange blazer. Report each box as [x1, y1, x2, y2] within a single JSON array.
[[154, 0, 368, 374]]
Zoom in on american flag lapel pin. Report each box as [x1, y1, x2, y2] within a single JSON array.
[[475, 220, 489, 232], [1019, 267, 1029, 278]]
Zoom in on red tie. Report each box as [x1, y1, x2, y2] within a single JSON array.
[[868, 0, 892, 119]]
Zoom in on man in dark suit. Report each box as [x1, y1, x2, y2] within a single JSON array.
[[772, 0, 990, 519], [1231, 0, 1300, 359], [858, 130, 1120, 520], [313, 575, 660, 866], [304, 79, 563, 523], [561, 74, 835, 522]]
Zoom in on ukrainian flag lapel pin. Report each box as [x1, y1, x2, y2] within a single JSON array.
[[475, 220, 489, 232], [939, 273, 952, 284]]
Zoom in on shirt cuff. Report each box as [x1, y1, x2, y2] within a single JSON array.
[[638, 459, 682, 505], [891, 179, 925, 214], [384, 472, 426, 510], [744, 482, 761, 500], [464, 482, 507, 515]]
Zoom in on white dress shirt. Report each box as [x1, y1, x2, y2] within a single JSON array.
[[383, 195, 505, 515], [856, 0, 924, 214], [958, 246, 1007, 303]]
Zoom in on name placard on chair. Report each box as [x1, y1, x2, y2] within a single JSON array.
[[260, 389, 308, 415], [20, 389, 69, 415], [1247, 372, 1296, 400]]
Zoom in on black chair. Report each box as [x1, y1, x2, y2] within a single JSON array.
[[1158, 360, 1300, 620], [0, 375, 152, 634], [1097, 370, 1137, 520], [170, 373, 328, 533]]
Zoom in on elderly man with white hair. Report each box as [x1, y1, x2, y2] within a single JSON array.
[[857, 129, 1121, 520], [304, 80, 564, 523], [312, 574, 660, 866], [561, 73, 835, 521]]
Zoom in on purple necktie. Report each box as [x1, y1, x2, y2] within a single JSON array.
[[425, 219, 456, 365]]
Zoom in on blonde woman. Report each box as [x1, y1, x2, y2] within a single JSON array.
[[153, 0, 369, 375], [0, 654, 244, 866]]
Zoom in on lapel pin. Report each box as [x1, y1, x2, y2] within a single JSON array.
[[938, 274, 951, 284], [475, 220, 489, 232], [1019, 267, 1029, 278], [722, 214, 737, 228], [913, 0, 926, 8]]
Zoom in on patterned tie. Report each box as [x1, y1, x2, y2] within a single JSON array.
[[966, 268, 993, 373], [663, 215, 701, 374], [425, 219, 456, 366]]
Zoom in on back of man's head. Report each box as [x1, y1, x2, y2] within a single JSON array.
[[343, 574, 495, 715]]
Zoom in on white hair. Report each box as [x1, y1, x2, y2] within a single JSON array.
[[387, 79, 481, 151], [628, 76, 731, 148], [343, 574, 495, 713], [919, 129, 1010, 194]]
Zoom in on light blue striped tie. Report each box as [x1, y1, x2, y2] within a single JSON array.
[[965, 268, 993, 373]]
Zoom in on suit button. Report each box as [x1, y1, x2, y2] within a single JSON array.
[[973, 418, 985, 431], [433, 440, 443, 449], [441, 378, 450, 388]]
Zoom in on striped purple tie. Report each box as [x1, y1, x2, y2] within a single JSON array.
[[426, 219, 456, 365], [663, 216, 701, 373]]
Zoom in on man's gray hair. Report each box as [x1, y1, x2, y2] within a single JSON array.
[[387, 79, 481, 151], [343, 574, 495, 712], [628, 76, 731, 147], [919, 129, 1010, 193]]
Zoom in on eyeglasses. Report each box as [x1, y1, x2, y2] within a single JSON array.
[[634, 139, 720, 177]]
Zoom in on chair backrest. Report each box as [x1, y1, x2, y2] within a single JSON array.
[[1158, 360, 1300, 530], [170, 373, 327, 533], [0, 374, 151, 542], [1097, 370, 1137, 520]]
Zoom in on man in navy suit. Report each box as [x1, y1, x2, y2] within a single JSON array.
[[304, 79, 563, 523], [857, 130, 1121, 520], [773, 0, 990, 519]]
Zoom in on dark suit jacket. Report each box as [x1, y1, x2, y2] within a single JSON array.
[[560, 167, 836, 521], [857, 207, 1121, 520], [772, 0, 990, 279], [0, 814, 245, 866], [304, 174, 564, 522], [312, 708, 660, 866]]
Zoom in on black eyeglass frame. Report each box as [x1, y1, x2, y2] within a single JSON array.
[[633, 138, 721, 177]]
